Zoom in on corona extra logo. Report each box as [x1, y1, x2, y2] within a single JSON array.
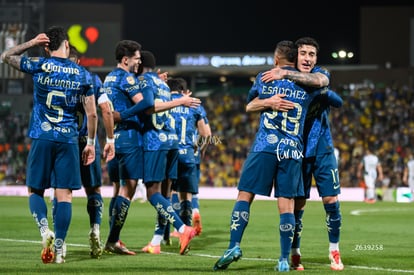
[[67, 24, 103, 66]]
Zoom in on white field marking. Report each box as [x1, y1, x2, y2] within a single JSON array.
[[1, 238, 414, 273], [350, 208, 412, 216]]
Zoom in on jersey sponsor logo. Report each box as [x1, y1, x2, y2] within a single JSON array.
[[266, 134, 278, 144], [275, 138, 304, 161]]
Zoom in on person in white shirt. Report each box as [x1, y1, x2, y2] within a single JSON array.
[[357, 145, 384, 203], [402, 151, 414, 197]]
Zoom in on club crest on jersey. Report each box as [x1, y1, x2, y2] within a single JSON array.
[[126, 76, 136, 85]]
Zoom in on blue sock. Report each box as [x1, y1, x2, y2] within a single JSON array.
[[163, 196, 171, 240], [29, 193, 49, 235], [292, 209, 304, 249], [171, 192, 180, 215], [192, 194, 200, 210], [52, 197, 57, 230], [107, 196, 130, 243], [149, 192, 184, 231], [324, 201, 341, 243], [87, 193, 103, 226], [180, 200, 192, 226], [54, 201, 71, 249], [228, 200, 250, 249], [155, 212, 168, 235], [108, 197, 116, 227], [279, 212, 295, 261]]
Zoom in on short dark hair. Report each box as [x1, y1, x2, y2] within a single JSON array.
[[167, 77, 187, 92], [275, 40, 297, 63], [115, 40, 142, 62], [45, 26, 68, 51], [140, 50, 156, 69], [295, 37, 320, 53]]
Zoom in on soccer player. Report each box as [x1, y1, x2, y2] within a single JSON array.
[[357, 144, 384, 203], [190, 100, 212, 236], [124, 51, 198, 255], [162, 77, 211, 244], [103, 39, 143, 255], [260, 37, 344, 271], [1, 26, 98, 264], [214, 40, 326, 272], [402, 150, 414, 197], [67, 45, 115, 258]]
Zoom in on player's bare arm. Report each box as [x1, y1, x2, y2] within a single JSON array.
[[99, 100, 115, 162], [153, 95, 201, 113], [1, 33, 50, 69], [261, 67, 329, 88], [246, 94, 295, 113], [82, 94, 98, 165]]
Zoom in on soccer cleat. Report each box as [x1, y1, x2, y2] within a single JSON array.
[[192, 212, 203, 236], [105, 240, 136, 255], [62, 242, 67, 258], [89, 229, 103, 258], [213, 245, 242, 271], [141, 243, 161, 254], [364, 198, 376, 204], [170, 230, 180, 238], [54, 249, 65, 264], [41, 230, 55, 264], [276, 259, 290, 272], [291, 254, 304, 271], [179, 225, 196, 255], [329, 250, 344, 271]]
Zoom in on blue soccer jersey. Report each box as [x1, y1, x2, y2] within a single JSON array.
[[103, 68, 142, 153], [247, 67, 322, 156], [138, 71, 178, 151], [303, 66, 343, 158], [170, 93, 203, 163], [20, 56, 94, 143]]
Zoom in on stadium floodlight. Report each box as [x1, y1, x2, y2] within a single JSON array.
[[331, 49, 354, 60]]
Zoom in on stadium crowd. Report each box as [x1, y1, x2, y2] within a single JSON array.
[[0, 80, 413, 189]]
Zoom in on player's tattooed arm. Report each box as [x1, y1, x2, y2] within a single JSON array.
[[261, 67, 329, 88], [1, 33, 50, 70], [283, 70, 329, 88]]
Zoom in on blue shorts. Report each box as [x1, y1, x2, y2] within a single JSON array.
[[174, 161, 198, 194], [79, 141, 102, 188], [26, 139, 81, 190], [195, 163, 201, 185], [238, 152, 304, 198], [106, 157, 119, 183], [144, 149, 178, 183], [117, 146, 143, 180], [302, 152, 341, 198]]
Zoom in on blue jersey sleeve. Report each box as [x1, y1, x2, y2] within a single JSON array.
[[120, 88, 154, 120], [325, 89, 343, 108], [246, 73, 261, 103]]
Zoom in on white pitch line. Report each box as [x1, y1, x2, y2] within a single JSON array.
[[0, 238, 413, 273], [350, 208, 412, 216]]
